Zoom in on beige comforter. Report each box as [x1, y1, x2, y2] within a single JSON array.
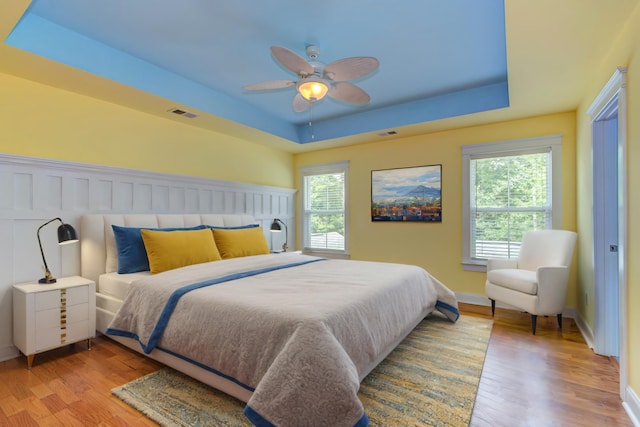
[[107, 253, 459, 427]]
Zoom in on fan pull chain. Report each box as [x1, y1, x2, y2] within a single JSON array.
[[309, 104, 315, 140]]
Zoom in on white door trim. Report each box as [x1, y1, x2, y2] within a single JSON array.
[[587, 66, 627, 399]]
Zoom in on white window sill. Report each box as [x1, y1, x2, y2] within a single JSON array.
[[462, 259, 487, 272], [302, 249, 350, 260]]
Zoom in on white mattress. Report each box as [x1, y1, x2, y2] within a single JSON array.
[[98, 271, 150, 300], [97, 293, 124, 314]]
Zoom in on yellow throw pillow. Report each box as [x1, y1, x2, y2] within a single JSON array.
[[212, 227, 270, 259], [141, 228, 221, 274]]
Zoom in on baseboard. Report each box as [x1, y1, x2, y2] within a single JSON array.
[[0, 345, 19, 363], [573, 310, 595, 350], [456, 292, 520, 310], [624, 385, 640, 426], [455, 292, 576, 319]]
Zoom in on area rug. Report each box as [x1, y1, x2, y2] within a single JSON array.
[[112, 314, 492, 427]]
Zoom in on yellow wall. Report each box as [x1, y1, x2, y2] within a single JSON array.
[[0, 72, 294, 188], [295, 112, 577, 303], [575, 3, 640, 398]]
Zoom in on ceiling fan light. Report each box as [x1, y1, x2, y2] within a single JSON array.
[[297, 78, 329, 102]]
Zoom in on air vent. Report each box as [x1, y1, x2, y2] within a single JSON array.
[[377, 130, 398, 137], [168, 108, 198, 119]]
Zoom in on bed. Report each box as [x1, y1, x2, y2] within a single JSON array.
[[80, 213, 459, 427]]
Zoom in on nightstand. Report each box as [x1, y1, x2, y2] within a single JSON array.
[[13, 276, 96, 370]]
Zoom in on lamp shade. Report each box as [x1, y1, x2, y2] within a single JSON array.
[[297, 77, 329, 101], [270, 220, 282, 232], [57, 223, 78, 245]]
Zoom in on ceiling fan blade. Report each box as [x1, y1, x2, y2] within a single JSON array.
[[293, 93, 313, 112], [242, 80, 295, 91], [271, 46, 314, 77], [328, 82, 371, 104], [324, 57, 379, 81]]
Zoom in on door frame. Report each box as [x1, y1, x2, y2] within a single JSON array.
[[587, 66, 627, 398]]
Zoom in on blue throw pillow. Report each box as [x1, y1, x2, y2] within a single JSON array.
[[112, 224, 206, 274]]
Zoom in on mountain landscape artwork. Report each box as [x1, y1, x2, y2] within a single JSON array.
[[371, 164, 442, 222]]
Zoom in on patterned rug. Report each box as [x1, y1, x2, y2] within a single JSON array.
[[112, 314, 492, 427]]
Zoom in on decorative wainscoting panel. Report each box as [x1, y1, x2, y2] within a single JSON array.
[[0, 153, 296, 362]]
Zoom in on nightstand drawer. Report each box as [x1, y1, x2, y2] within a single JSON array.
[[35, 286, 89, 311], [35, 303, 89, 329], [35, 320, 90, 352]]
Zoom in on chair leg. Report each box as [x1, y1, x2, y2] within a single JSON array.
[[531, 314, 537, 335], [490, 299, 495, 317], [557, 313, 563, 331]]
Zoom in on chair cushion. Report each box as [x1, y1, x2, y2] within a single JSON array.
[[486, 269, 538, 295]]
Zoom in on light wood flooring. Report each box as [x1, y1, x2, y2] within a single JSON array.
[[0, 303, 632, 426]]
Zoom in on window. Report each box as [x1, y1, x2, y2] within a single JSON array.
[[462, 135, 562, 271], [300, 161, 349, 256]]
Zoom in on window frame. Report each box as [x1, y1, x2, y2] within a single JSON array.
[[462, 135, 562, 271], [299, 161, 349, 257]]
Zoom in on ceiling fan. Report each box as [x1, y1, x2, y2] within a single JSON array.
[[243, 45, 379, 112]]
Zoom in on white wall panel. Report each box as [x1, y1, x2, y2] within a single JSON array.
[[117, 181, 134, 211], [185, 188, 199, 212], [14, 219, 43, 283], [153, 185, 171, 211], [0, 153, 296, 362], [170, 186, 185, 211], [210, 190, 222, 210], [264, 193, 273, 216], [199, 189, 212, 211], [135, 183, 153, 211], [245, 192, 254, 214], [75, 178, 92, 207], [0, 219, 16, 361], [223, 191, 234, 213], [96, 180, 112, 211], [254, 194, 264, 216], [278, 194, 290, 217], [14, 173, 32, 211], [235, 192, 246, 213], [46, 175, 63, 210], [34, 174, 48, 212], [0, 170, 11, 210]]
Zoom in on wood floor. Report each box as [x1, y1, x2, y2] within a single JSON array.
[[0, 303, 631, 426], [464, 303, 632, 427]]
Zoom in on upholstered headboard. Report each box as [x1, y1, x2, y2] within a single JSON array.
[[80, 214, 257, 284]]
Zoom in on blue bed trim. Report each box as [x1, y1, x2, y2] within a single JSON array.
[[104, 330, 257, 393], [157, 345, 256, 392], [107, 258, 326, 355], [436, 300, 460, 321], [244, 405, 276, 427]]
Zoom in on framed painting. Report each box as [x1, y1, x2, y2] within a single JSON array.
[[371, 164, 442, 222]]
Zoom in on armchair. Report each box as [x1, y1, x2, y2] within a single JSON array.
[[485, 229, 577, 334]]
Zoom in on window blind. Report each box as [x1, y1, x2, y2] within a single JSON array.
[[470, 150, 552, 260], [302, 170, 346, 251]]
